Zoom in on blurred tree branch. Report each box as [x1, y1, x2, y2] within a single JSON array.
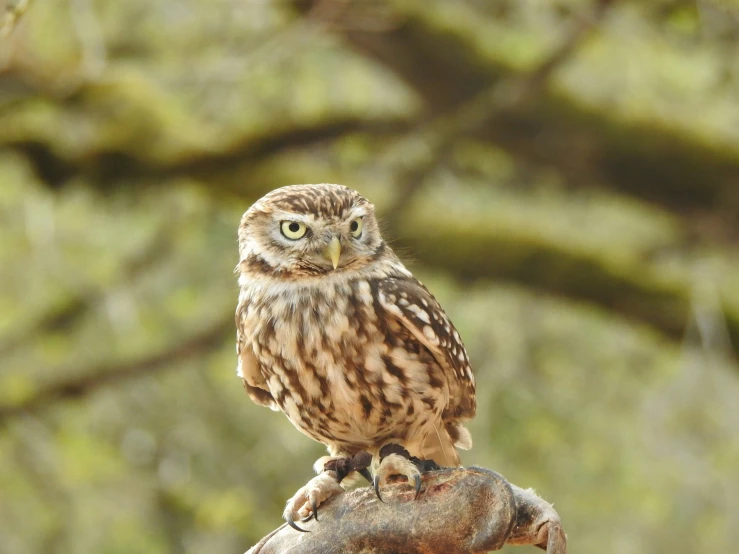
[[0, 317, 231, 423], [378, 0, 615, 230], [248, 467, 566, 554], [396, 217, 739, 351], [0, 76, 409, 190], [301, 0, 739, 243], [0, 226, 175, 359]]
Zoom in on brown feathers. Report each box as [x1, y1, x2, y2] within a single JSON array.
[[235, 184, 475, 465]]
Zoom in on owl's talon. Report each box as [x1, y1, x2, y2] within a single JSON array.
[[285, 516, 309, 533], [283, 470, 344, 531], [310, 497, 319, 521], [373, 473, 384, 503], [372, 447, 428, 501]]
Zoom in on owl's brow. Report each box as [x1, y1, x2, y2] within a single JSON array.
[[273, 206, 369, 225], [269, 189, 366, 217], [347, 205, 369, 218], [272, 211, 317, 223]]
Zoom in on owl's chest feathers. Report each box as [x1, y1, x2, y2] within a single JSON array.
[[241, 276, 445, 447]]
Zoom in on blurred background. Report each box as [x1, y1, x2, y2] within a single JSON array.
[[1, 0, 739, 552]]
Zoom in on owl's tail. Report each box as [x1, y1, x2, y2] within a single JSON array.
[[419, 421, 472, 468]]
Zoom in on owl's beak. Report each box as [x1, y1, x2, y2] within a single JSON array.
[[323, 235, 341, 270]]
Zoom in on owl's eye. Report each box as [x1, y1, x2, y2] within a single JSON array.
[[349, 217, 363, 238], [280, 221, 307, 240]]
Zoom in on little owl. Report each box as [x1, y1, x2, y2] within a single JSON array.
[[235, 184, 476, 530]]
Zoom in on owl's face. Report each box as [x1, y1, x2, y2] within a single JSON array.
[[238, 184, 385, 278]]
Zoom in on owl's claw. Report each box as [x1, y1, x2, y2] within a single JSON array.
[[372, 443, 435, 502], [283, 453, 375, 531], [285, 515, 309, 533], [373, 473, 385, 503], [282, 470, 344, 531], [310, 496, 320, 521]]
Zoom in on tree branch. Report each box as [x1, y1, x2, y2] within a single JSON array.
[[0, 317, 231, 423], [397, 217, 739, 352], [379, 0, 614, 230], [303, 0, 739, 242], [0, 225, 176, 358], [1, 106, 408, 191]]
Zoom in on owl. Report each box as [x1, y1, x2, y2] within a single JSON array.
[[235, 184, 476, 530]]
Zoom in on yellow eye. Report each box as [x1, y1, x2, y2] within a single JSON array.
[[349, 217, 363, 238], [280, 221, 307, 240]]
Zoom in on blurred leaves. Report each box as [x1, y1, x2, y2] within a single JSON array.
[[1, 0, 739, 553]]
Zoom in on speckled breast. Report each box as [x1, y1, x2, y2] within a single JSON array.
[[244, 278, 448, 451]]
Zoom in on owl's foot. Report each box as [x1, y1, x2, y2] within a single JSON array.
[[283, 470, 343, 532], [372, 444, 440, 503], [283, 452, 372, 532]]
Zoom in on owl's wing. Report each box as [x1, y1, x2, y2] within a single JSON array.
[[376, 277, 476, 421], [236, 305, 278, 411]]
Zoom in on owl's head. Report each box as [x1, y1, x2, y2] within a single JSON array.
[[238, 184, 387, 278]]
